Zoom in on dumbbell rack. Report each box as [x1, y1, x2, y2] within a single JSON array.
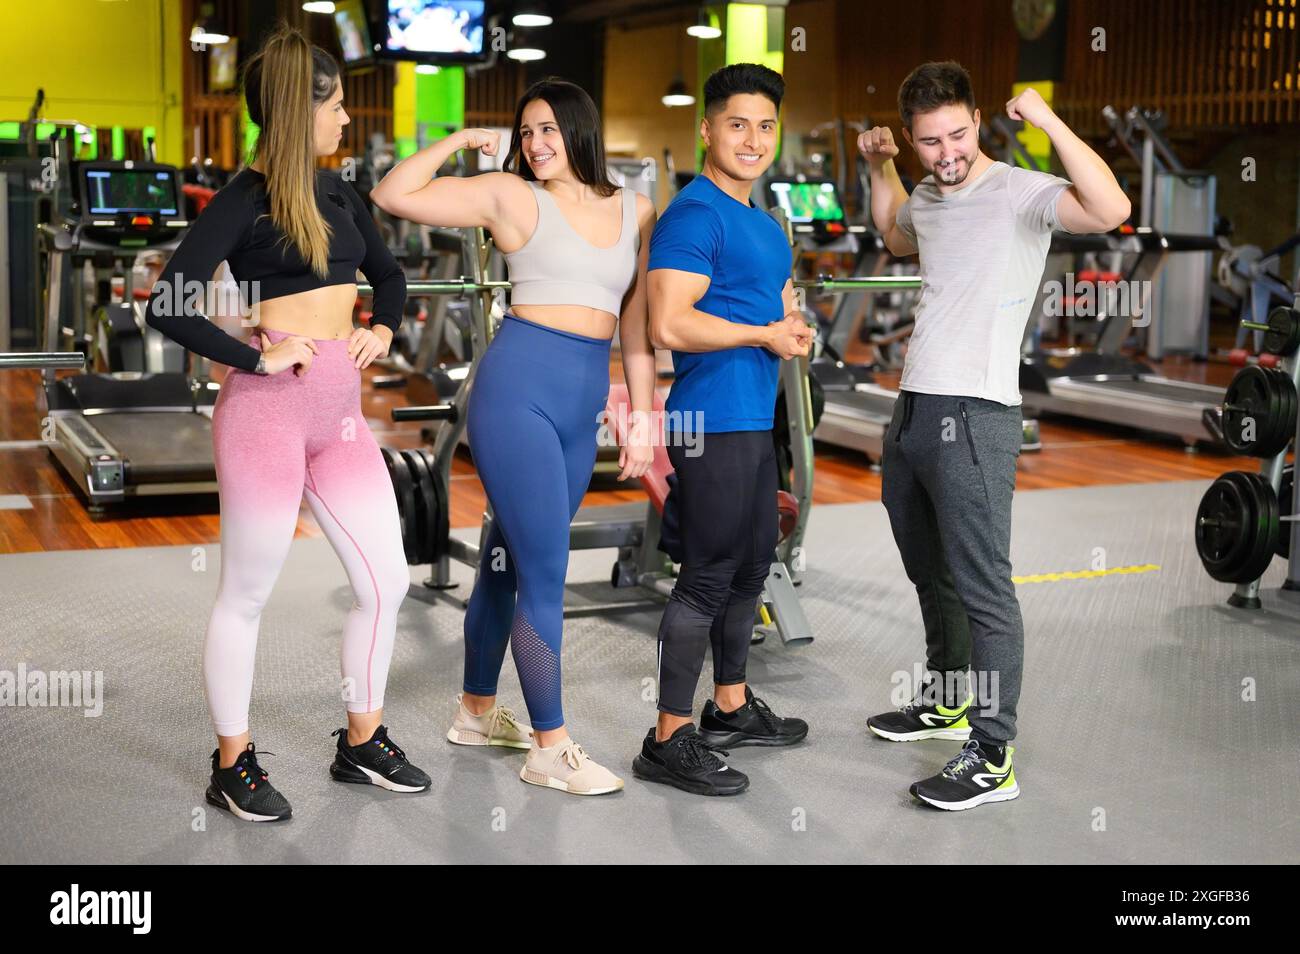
[[1226, 294, 1300, 609]]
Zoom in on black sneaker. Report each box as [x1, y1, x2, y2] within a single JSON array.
[[698, 686, 808, 747], [632, 724, 748, 796], [330, 724, 431, 793], [867, 690, 972, 742], [205, 743, 292, 823], [910, 739, 1019, 811]]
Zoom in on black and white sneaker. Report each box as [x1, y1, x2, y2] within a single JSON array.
[[632, 724, 749, 796], [867, 691, 972, 742], [698, 686, 808, 748], [910, 739, 1019, 811], [329, 724, 431, 793], [205, 743, 292, 823]]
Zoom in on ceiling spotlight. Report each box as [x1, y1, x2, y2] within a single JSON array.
[[686, 9, 721, 39], [662, 77, 695, 107], [513, 3, 553, 28], [190, 3, 229, 45]]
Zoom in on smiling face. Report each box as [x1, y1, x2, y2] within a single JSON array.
[[701, 93, 779, 182], [519, 98, 568, 180], [314, 79, 348, 156], [903, 103, 980, 186]]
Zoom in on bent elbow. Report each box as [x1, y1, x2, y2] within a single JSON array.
[[648, 319, 675, 352], [1111, 197, 1133, 230]]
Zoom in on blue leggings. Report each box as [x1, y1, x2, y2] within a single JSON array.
[[462, 313, 611, 730]]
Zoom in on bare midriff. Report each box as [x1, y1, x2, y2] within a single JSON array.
[[509, 303, 617, 340], [248, 284, 361, 340]]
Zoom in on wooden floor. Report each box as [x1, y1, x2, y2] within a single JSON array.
[[0, 336, 1274, 554]]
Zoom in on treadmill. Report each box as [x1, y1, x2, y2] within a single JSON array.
[[766, 176, 909, 464], [36, 159, 220, 516], [1019, 228, 1227, 447]]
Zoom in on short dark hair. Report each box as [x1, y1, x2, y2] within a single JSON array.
[[703, 63, 785, 117], [502, 77, 618, 197], [897, 61, 975, 129]]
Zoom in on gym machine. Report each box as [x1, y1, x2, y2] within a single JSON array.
[[1194, 300, 1300, 609], [359, 225, 819, 648], [1103, 105, 1217, 359], [1218, 231, 1300, 357], [762, 175, 922, 465], [36, 154, 221, 516], [1019, 227, 1227, 447]]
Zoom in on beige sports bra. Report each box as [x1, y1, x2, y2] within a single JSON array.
[[503, 180, 639, 316]]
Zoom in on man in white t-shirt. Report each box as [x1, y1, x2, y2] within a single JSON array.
[[860, 61, 1130, 811]]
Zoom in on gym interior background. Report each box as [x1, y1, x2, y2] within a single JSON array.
[[1, 0, 1298, 867]]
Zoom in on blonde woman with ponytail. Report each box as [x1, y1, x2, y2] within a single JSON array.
[[146, 25, 429, 822]]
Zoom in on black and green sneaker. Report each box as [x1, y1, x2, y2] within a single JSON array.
[[910, 739, 1019, 811], [867, 690, 972, 742]]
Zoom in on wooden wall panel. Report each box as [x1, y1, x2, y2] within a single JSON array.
[[1056, 0, 1300, 134]]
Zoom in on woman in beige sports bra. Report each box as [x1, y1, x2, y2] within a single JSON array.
[[372, 78, 656, 795]]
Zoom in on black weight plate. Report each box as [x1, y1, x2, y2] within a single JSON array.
[[1263, 306, 1300, 357], [1222, 366, 1286, 456], [1258, 372, 1297, 460], [383, 446, 420, 565], [419, 448, 450, 562], [1277, 465, 1294, 559], [401, 448, 436, 566], [1196, 472, 1256, 580], [1276, 374, 1298, 454], [1238, 472, 1281, 582]]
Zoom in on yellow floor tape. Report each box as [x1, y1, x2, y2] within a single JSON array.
[[1012, 563, 1161, 585]]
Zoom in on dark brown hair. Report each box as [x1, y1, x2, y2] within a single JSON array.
[[502, 78, 618, 197], [897, 61, 975, 129], [241, 25, 341, 277]]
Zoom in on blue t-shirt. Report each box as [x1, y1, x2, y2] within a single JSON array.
[[648, 174, 791, 433]]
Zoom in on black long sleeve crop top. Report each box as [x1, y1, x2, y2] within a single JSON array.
[[144, 167, 405, 373]]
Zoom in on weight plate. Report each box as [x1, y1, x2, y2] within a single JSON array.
[[419, 448, 450, 563], [1196, 472, 1256, 580], [1263, 306, 1300, 357], [383, 446, 420, 565], [1277, 465, 1294, 560], [1238, 472, 1281, 582], [1223, 366, 1289, 456], [401, 448, 436, 566]]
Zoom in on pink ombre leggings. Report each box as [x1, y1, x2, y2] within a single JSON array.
[[204, 328, 410, 736]]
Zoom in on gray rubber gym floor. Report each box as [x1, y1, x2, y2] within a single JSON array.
[[2, 480, 1298, 865]]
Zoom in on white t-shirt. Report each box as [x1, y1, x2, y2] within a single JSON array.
[[894, 161, 1072, 406]]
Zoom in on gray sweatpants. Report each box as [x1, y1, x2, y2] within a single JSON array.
[[881, 390, 1024, 744]]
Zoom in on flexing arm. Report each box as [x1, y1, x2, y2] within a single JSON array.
[[858, 126, 917, 257], [369, 128, 515, 230], [1006, 88, 1130, 233]]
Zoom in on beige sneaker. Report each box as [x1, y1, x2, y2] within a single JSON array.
[[520, 737, 624, 795], [446, 693, 533, 749]]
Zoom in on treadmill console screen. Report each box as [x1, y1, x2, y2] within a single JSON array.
[[82, 165, 180, 217]]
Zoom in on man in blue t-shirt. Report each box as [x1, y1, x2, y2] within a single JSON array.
[[630, 63, 813, 798]]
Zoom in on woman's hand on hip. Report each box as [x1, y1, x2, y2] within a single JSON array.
[[259, 333, 319, 376], [349, 326, 390, 370]]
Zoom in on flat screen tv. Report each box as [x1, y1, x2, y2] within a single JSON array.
[[378, 0, 490, 63]]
